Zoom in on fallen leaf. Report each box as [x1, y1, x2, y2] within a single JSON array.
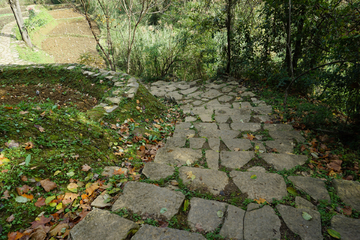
[[302, 212, 312, 221], [250, 175, 257, 179], [5, 140, 19, 148], [186, 159, 192, 166], [79, 209, 90, 220], [327, 229, 341, 239], [327, 160, 342, 172], [113, 168, 125, 175], [160, 208, 167, 214], [29, 225, 47, 240], [6, 214, 15, 222], [34, 125, 45, 132], [1, 190, 10, 199], [254, 198, 267, 204], [54, 170, 61, 176], [67, 183, 78, 193], [15, 196, 30, 203], [35, 197, 46, 207], [63, 192, 79, 205], [184, 199, 190, 211], [234, 148, 240, 151], [45, 195, 56, 205], [81, 164, 91, 172], [186, 171, 196, 181], [24, 142, 34, 150], [19, 111, 29, 115], [30, 215, 51, 229], [342, 206, 352, 216], [300, 145, 306, 152], [247, 133, 255, 140], [21, 175, 28, 181], [217, 210, 224, 218], [16, 185, 33, 195], [49, 223, 68, 236], [287, 187, 298, 196], [8, 232, 23, 240], [22, 193, 34, 200], [40, 179, 57, 192], [85, 182, 99, 196]]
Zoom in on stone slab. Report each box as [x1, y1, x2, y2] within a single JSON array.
[[208, 138, 220, 151], [218, 95, 233, 102], [264, 140, 294, 153], [102, 166, 128, 178], [205, 150, 219, 169], [222, 138, 252, 151], [214, 115, 231, 123], [331, 214, 360, 240], [179, 167, 228, 195], [132, 224, 206, 240], [252, 106, 272, 114], [187, 198, 227, 232], [70, 208, 139, 240], [231, 123, 261, 132], [295, 197, 317, 211], [201, 89, 222, 99], [219, 205, 245, 239], [231, 115, 252, 123], [219, 123, 231, 130], [190, 138, 206, 149], [263, 124, 294, 131], [218, 130, 240, 139], [269, 131, 306, 142], [154, 147, 202, 166], [165, 137, 186, 148], [247, 166, 266, 173], [180, 86, 198, 95], [220, 151, 254, 169], [333, 179, 360, 212], [244, 205, 281, 239], [260, 153, 308, 170], [288, 176, 330, 202], [91, 191, 112, 208], [112, 182, 185, 220], [142, 162, 175, 181], [277, 204, 322, 240], [230, 171, 287, 203]]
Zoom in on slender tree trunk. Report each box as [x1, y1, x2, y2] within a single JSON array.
[[225, 0, 232, 74], [9, 0, 32, 48]]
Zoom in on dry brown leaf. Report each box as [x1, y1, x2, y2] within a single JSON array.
[[25, 142, 34, 150], [246, 133, 255, 140], [113, 168, 125, 175], [21, 175, 28, 182], [16, 185, 33, 195], [254, 197, 267, 204], [30, 215, 52, 228], [29, 225, 47, 240], [40, 179, 57, 192], [6, 214, 15, 222], [5, 140, 20, 148], [63, 192, 79, 205], [35, 197, 46, 207], [22, 193, 34, 200], [81, 164, 91, 172], [85, 182, 99, 196], [327, 160, 342, 172], [1, 190, 10, 199], [342, 206, 352, 216], [19, 111, 29, 115], [34, 125, 45, 132], [49, 223, 68, 236]]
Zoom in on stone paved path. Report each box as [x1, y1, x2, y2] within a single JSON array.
[[70, 79, 360, 239]]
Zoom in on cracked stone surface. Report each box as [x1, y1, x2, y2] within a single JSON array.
[[132, 225, 206, 240], [230, 171, 287, 203], [222, 138, 252, 151], [260, 153, 308, 170], [333, 179, 360, 212], [219, 205, 245, 239], [244, 205, 281, 239], [179, 167, 229, 195], [154, 147, 202, 166], [288, 176, 330, 202], [206, 150, 219, 169], [231, 123, 261, 132], [187, 198, 227, 232], [331, 214, 360, 240], [70, 208, 139, 240], [112, 182, 185, 219], [142, 162, 175, 181], [277, 204, 322, 240], [190, 138, 206, 149], [220, 151, 255, 169]]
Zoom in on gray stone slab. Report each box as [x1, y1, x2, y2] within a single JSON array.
[[198, 113, 213, 122], [214, 115, 231, 123], [219, 205, 245, 239], [112, 182, 184, 219], [195, 123, 220, 138], [106, 97, 121, 104], [180, 86, 198, 95], [208, 138, 220, 151], [264, 140, 294, 153], [288, 176, 330, 202], [252, 114, 270, 123], [221, 86, 235, 92], [331, 214, 360, 240], [142, 162, 175, 181], [102, 166, 128, 178], [165, 137, 186, 148], [222, 139, 252, 151], [295, 197, 317, 211], [253, 141, 266, 153], [190, 138, 206, 149], [174, 122, 192, 132], [132, 224, 206, 240], [167, 92, 183, 100], [70, 208, 139, 240], [206, 150, 219, 169], [252, 106, 272, 114], [192, 100, 204, 106], [187, 198, 227, 232], [179, 167, 228, 195], [277, 204, 322, 240], [220, 151, 254, 169], [219, 123, 231, 130], [269, 131, 306, 142], [219, 130, 240, 139], [231, 115, 252, 123], [172, 129, 196, 138], [185, 91, 202, 99], [247, 203, 261, 211], [214, 107, 237, 116], [333, 179, 360, 212], [244, 205, 281, 239], [218, 95, 233, 102], [201, 89, 223, 99], [91, 191, 112, 208], [231, 123, 261, 132], [154, 147, 202, 166], [206, 99, 222, 108], [241, 92, 256, 97], [230, 171, 287, 203], [185, 116, 197, 122], [260, 153, 308, 170], [247, 166, 266, 173], [240, 102, 252, 109]]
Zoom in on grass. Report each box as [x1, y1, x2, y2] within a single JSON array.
[[0, 65, 170, 237]]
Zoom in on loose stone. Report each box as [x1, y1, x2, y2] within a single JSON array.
[[331, 214, 360, 240], [288, 176, 330, 202], [189, 138, 206, 149], [187, 198, 227, 232], [333, 179, 360, 212], [205, 150, 219, 169], [222, 138, 252, 151], [154, 147, 202, 166], [142, 162, 175, 181], [132, 224, 206, 240], [112, 182, 185, 220], [219, 205, 245, 239], [260, 153, 308, 170], [220, 151, 254, 169], [231, 123, 261, 132]]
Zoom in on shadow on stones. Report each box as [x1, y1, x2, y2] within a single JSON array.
[[219, 140, 230, 151], [240, 157, 273, 171], [278, 216, 302, 240]]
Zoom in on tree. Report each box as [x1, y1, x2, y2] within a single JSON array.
[[9, 0, 32, 48]]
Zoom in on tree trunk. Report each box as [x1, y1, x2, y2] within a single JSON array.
[[9, 0, 33, 48], [225, 0, 232, 74]]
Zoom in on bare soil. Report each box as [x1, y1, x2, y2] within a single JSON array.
[[0, 84, 97, 111], [40, 8, 103, 65]]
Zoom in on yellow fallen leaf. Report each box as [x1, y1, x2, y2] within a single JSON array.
[[186, 171, 196, 181], [54, 170, 61, 176], [254, 197, 267, 204], [67, 183, 78, 193]]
